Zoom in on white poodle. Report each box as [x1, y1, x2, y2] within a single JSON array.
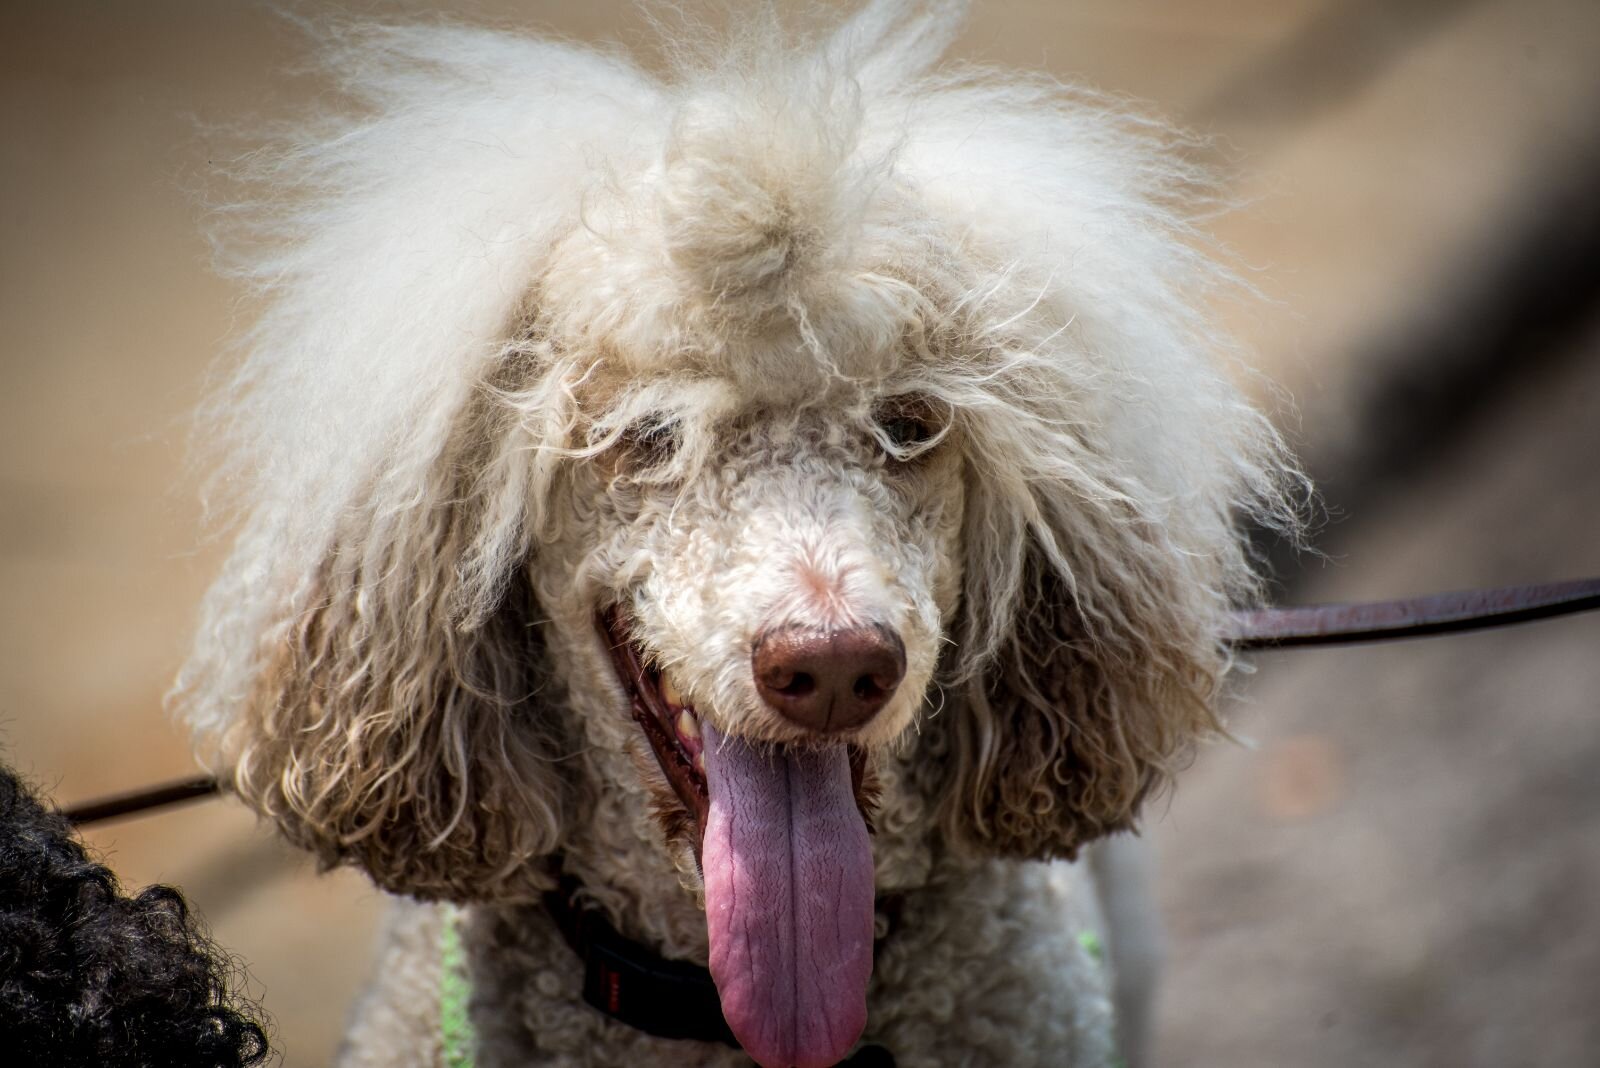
[[176, 3, 1298, 1065]]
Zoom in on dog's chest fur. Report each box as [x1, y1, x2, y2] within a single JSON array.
[[448, 860, 1117, 1067]]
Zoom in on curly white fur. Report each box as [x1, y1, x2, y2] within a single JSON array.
[[175, 3, 1301, 1065]]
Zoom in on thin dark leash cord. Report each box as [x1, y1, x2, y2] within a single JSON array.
[[1226, 576, 1600, 650], [62, 775, 221, 826], [60, 576, 1600, 827]]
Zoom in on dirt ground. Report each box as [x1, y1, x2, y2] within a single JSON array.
[[1151, 325, 1600, 1067], [3, 3, 1597, 1065]]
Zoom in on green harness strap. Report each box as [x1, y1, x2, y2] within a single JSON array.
[[439, 905, 477, 1068]]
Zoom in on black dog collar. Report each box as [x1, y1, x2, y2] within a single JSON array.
[[542, 872, 895, 1066], [543, 872, 739, 1048]]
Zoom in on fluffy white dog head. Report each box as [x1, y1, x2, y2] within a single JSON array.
[[177, 4, 1298, 1063]]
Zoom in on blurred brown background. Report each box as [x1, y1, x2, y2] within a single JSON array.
[[3, 2, 1597, 1065]]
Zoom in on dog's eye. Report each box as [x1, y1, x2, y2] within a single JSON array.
[[881, 416, 935, 448], [873, 396, 948, 462], [619, 417, 679, 469]]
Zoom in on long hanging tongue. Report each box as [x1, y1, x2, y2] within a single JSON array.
[[699, 723, 874, 1068]]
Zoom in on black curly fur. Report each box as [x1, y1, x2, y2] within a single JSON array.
[[0, 765, 271, 1068]]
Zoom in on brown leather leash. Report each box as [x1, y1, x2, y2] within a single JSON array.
[[60, 576, 1600, 826], [1227, 576, 1600, 649], [60, 774, 220, 826]]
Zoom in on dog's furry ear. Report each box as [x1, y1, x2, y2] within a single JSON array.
[[169, 21, 660, 901], [937, 473, 1243, 861], [179, 398, 569, 903]]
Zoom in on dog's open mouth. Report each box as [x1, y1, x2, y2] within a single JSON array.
[[599, 607, 874, 858], [600, 608, 713, 851], [599, 607, 877, 1068]]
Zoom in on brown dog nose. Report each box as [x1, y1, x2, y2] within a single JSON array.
[[752, 624, 906, 733]]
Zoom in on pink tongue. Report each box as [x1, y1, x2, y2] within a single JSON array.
[[700, 723, 874, 1068]]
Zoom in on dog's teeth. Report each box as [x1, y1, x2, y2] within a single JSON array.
[[661, 675, 683, 708], [693, 750, 706, 775], [676, 709, 700, 740]]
